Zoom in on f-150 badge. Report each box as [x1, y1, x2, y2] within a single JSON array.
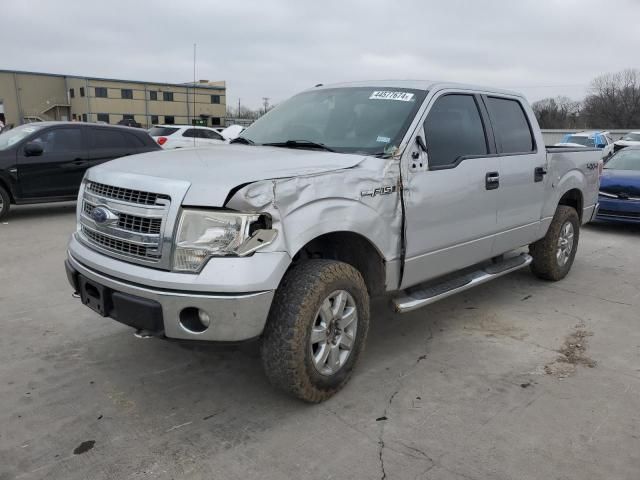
[[361, 185, 397, 197]]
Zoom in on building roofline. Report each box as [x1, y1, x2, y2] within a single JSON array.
[[0, 69, 225, 91]]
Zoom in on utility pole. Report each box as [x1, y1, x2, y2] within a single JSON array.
[[238, 98, 241, 118], [262, 97, 270, 115], [193, 43, 197, 128]]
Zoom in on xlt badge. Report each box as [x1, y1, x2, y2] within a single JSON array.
[[361, 185, 397, 197]]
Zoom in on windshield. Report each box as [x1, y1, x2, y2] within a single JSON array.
[[605, 149, 640, 171], [148, 126, 179, 137], [239, 87, 427, 155], [0, 124, 46, 151], [621, 133, 640, 142], [562, 135, 595, 147]]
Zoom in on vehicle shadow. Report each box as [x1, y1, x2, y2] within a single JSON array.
[[4, 201, 76, 222], [585, 220, 640, 235]]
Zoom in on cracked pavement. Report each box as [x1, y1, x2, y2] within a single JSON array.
[[1, 203, 639, 480]]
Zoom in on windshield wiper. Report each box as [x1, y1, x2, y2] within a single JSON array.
[[230, 137, 254, 145], [262, 140, 335, 152]]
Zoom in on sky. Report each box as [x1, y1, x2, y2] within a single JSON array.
[[2, 0, 639, 110]]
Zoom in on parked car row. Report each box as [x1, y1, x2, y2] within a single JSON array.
[[147, 124, 245, 149], [555, 130, 615, 159], [613, 131, 640, 152], [554, 130, 640, 160], [0, 121, 247, 219], [0, 122, 160, 219]]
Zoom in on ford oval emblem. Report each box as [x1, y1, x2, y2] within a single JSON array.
[[91, 206, 118, 225]]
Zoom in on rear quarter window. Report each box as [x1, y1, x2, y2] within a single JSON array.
[[148, 127, 179, 137], [123, 132, 146, 148], [485, 97, 535, 154], [89, 128, 127, 149]]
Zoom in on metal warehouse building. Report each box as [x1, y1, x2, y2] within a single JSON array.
[[0, 69, 226, 128]]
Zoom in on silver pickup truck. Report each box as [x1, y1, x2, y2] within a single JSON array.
[[65, 81, 601, 402]]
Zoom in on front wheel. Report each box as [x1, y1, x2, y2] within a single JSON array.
[[261, 259, 370, 402], [0, 185, 10, 221], [529, 205, 580, 281]]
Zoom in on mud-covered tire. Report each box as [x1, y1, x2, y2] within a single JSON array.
[[261, 259, 370, 403], [529, 205, 580, 281], [0, 185, 10, 221]]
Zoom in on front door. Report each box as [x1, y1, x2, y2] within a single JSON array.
[[17, 126, 88, 198], [401, 92, 500, 289]]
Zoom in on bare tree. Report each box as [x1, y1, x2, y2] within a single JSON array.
[[532, 96, 582, 129], [226, 104, 263, 120], [582, 69, 640, 128]]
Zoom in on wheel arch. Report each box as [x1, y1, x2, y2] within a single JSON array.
[[558, 188, 584, 221], [0, 175, 15, 203], [291, 231, 387, 297]]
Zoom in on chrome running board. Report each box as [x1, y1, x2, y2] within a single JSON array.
[[393, 253, 532, 313]]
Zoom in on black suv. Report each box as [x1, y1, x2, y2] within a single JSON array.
[[0, 122, 160, 219]]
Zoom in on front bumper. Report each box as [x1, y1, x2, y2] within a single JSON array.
[[66, 245, 287, 342]]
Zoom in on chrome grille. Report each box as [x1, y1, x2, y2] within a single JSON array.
[[83, 202, 162, 235], [79, 180, 173, 266], [81, 226, 159, 259], [86, 181, 169, 206]]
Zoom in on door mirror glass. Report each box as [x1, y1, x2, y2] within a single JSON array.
[[596, 143, 606, 149], [24, 142, 44, 157]]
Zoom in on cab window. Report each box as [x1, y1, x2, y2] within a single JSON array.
[[424, 94, 488, 169]]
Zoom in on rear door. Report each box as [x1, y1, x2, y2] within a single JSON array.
[[401, 91, 500, 289], [181, 128, 200, 147], [483, 95, 546, 254], [87, 127, 138, 166], [17, 126, 88, 198], [197, 129, 226, 145]]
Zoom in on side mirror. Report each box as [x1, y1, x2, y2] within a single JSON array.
[[416, 135, 428, 153], [24, 142, 43, 157], [596, 143, 606, 149]]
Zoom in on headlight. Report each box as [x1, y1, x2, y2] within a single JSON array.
[[173, 209, 263, 272]]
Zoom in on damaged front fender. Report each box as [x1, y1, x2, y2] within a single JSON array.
[[225, 156, 404, 280]]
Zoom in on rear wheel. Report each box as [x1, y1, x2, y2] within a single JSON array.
[[261, 259, 370, 402], [529, 205, 580, 281], [0, 185, 10, 221]]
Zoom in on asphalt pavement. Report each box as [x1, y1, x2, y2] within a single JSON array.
[[1, 202, 639, 480]]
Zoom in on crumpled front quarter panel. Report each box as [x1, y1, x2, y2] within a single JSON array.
[[226, 156, 403, 265]]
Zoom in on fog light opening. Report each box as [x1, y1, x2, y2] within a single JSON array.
[[179, 307, 211, 333]]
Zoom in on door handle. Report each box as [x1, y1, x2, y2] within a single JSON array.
[[534, 166, 547, 182], [485, 172, 500, 190], [72, 159, 89, 167]]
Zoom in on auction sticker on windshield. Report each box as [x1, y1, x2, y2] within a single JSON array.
[[369, 91, 415, 101]]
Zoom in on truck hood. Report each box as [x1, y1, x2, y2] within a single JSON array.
[[600, 169, 640, 197], [94, 144, 365, 206]]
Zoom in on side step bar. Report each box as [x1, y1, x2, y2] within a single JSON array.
[[393, 253, 532, 313]]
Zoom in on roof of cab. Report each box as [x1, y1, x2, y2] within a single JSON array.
[[310, 80, 524, 98]]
